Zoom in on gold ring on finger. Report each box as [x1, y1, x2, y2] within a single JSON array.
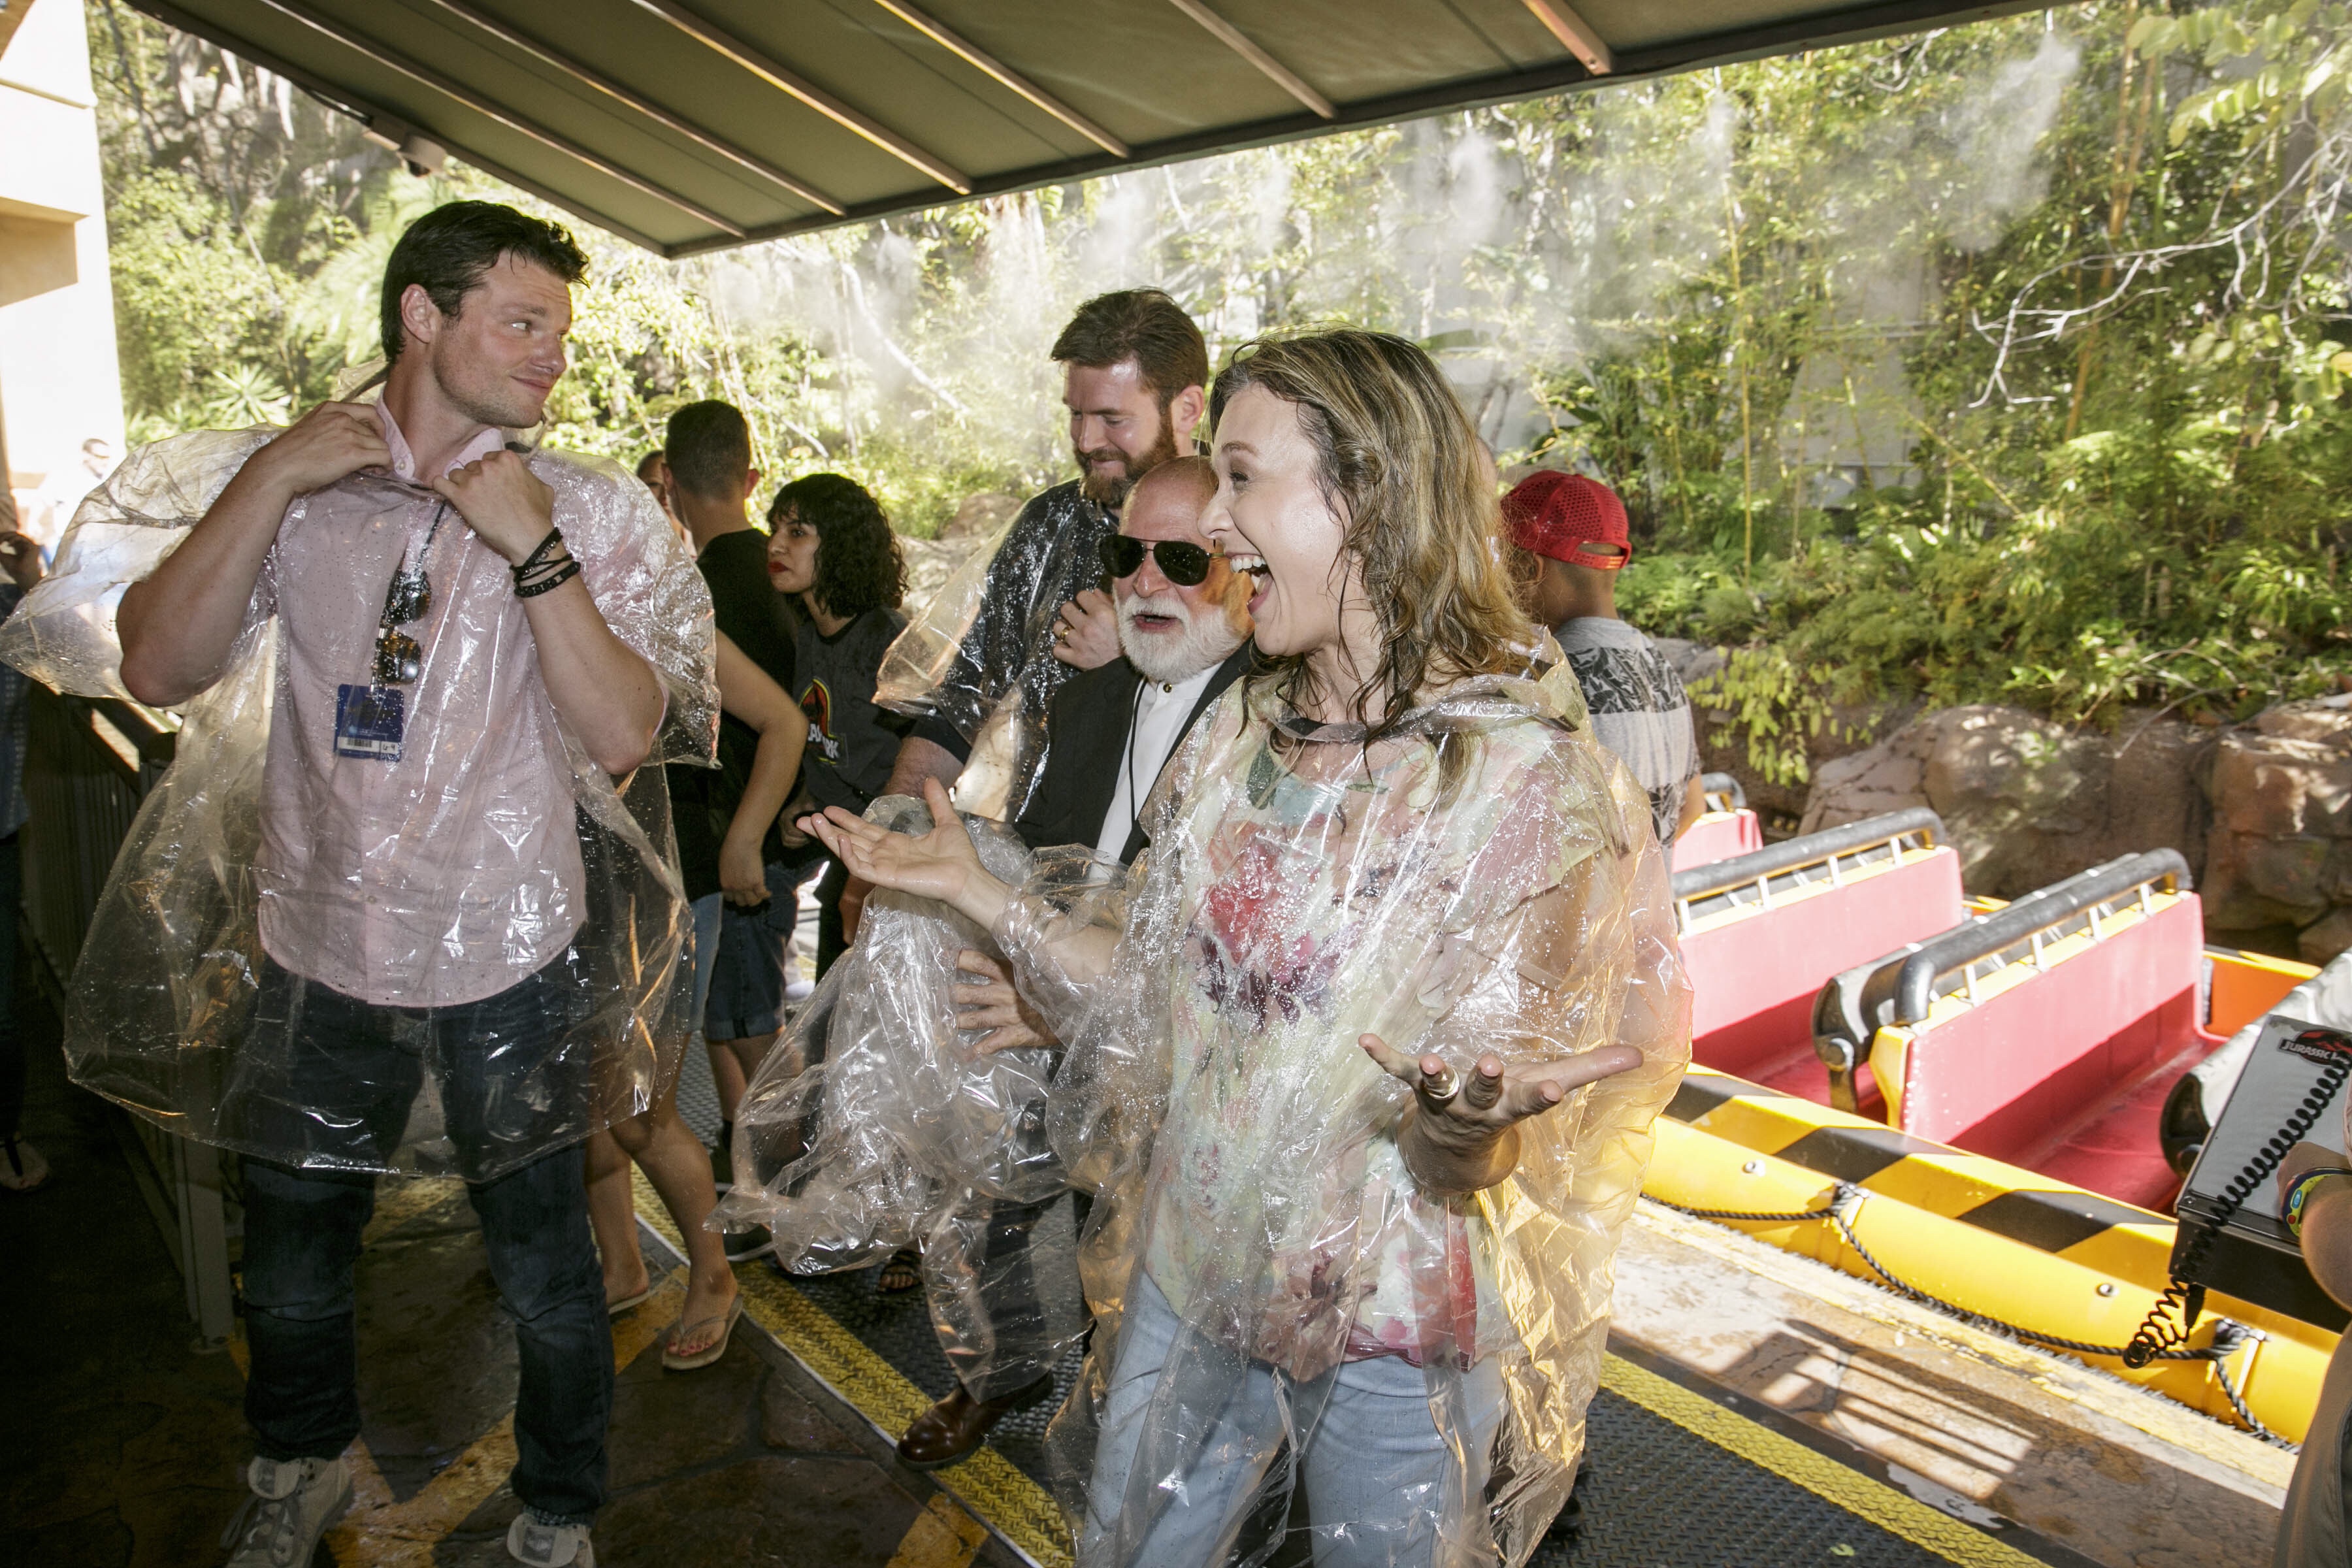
[[1422, 1066, 1461, 1104]]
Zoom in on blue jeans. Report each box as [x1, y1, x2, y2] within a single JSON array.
[[236, 957, 612, 1524], [1083, 1273, 1505, 1568]]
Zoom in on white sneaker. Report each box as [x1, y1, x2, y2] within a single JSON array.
[[507, 1512, 597, 1566], [221, 1455, 352, 1567]]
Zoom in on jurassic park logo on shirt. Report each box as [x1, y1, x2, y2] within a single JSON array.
[[800, 679, 843, 764]]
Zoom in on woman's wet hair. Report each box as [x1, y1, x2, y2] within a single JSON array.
[[1209, 330, 1533, 745], [769, 473, 906, 617]]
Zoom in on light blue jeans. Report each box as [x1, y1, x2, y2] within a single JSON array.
[[1082, 1273, 1506, 1568]]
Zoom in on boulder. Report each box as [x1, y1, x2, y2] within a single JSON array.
[[1798, 722, 1933, 826], [2200, 696, 2352, 953], [1798, 704, 2209, 900]]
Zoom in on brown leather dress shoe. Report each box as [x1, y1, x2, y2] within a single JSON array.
[[895, 1376, 1055, 1471]]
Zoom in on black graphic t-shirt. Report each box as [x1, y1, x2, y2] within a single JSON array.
[[796, 606, 909, 816]]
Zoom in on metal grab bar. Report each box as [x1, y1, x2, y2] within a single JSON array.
[[1809, 849, 2193, 1113], [1669, 808, 1944, 935], [1700, 771, 1746, 812]]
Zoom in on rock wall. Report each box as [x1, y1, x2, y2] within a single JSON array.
[[1795, 704, 2210, 902], [2200, 699, 2352, 959], [1775, 691, 2352, 962]]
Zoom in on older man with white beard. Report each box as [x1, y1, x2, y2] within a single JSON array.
[[1010, 455, 1254, 866], [892, 455, 1254, 1471]]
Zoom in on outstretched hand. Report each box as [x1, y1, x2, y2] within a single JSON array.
[[1361, 1035, 1644, 1196], [799, 777, 1005, 926]]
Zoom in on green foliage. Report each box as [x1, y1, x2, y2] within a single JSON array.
[[1685, 647, 1846, 787]]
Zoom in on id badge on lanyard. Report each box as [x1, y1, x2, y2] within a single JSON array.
[[337, 498, 446, 764], [335, 683, 405, 762]]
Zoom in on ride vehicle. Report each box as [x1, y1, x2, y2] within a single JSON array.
[[1646, 806, 2332, 1439]]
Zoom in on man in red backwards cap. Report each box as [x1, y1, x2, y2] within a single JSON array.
[[1503, 470, 1702, 845]]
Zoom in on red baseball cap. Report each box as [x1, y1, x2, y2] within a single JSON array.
[[1503, 471, 1631, 570]]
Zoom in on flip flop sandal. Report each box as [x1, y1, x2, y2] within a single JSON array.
[[662, 1295, 743, 1371], [606, 1281, 655, 1316]]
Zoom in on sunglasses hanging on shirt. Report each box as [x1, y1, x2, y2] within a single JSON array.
[[372, 502, 449, 686], [1099, 534, 1215, 587]]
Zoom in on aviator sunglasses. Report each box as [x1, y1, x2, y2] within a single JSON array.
[[372, 501, 451, 685], [1098, 534, 1215, 587]]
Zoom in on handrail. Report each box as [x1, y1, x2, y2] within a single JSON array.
[[1700, 771, 1746, 811], [1809, 849, 2192, 1113], [1670, 806, 1942, 907]]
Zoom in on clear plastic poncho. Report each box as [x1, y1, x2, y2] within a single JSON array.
[[874, 479, 1117, 821], [0, 422, 719, 1181], [1019, 657, 1688, 1568], [719, 796, 1089, 1400], [737, 646, 1686, 1564]]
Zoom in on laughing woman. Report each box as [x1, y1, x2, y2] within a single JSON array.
[[802, 331, 1689, 1568]]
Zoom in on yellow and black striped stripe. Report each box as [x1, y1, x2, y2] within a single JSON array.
[[1649, 1067, 2337, 1436]]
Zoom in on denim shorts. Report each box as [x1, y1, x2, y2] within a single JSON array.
[[692, 861, 798, 1041]]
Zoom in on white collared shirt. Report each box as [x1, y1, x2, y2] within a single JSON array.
[[1093, 662, 1220, 867]]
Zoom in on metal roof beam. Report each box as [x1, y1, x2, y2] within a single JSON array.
[[1162, 0, 1335, 120], [623, 0, 972, 194], [125, 0, 676, 252], [415, 0, 843, 214], [242, 0, 743, 236], [868, 1, 1127, 158], [1520, 0, 1613, 74]]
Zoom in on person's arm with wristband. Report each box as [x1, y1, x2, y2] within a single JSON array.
[[2280, 1141, 2352, 1310]]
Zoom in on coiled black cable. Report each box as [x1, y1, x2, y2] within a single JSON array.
[[2122, 1053, 2352, 1371], [1650, 1181, 2287, 1444]]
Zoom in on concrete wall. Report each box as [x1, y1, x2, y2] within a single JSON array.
[[0, 0, 125, 546]]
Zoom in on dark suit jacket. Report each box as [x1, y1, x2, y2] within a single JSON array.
[[1013, 644, 1254, 866]]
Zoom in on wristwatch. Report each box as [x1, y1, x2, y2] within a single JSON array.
[[2282, 1167, 2352, 1237]]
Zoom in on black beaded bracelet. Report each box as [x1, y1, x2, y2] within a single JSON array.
[[512, 527, 566, 584], [515, 555, 578, 596], [514, 558, 581, 599]]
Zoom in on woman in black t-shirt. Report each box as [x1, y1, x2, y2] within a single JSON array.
[[768, 474, 909, 977]]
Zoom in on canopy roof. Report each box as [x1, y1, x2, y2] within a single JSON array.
[[131, 0, 2062, 255]]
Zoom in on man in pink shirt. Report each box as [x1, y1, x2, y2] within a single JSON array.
[[112, 203, 705, 1568]]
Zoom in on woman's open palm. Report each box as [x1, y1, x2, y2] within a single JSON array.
[[801, 777, 985, 908]]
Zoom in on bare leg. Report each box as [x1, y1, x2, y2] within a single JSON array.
[[706, 1037, 751, 1129], [708, 1031, 779, 1127], [585, 1129, 651, 1305], [612, 1083, 739, 1353]]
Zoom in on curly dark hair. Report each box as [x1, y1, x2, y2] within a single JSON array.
[[769, 474, 906, 617]]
